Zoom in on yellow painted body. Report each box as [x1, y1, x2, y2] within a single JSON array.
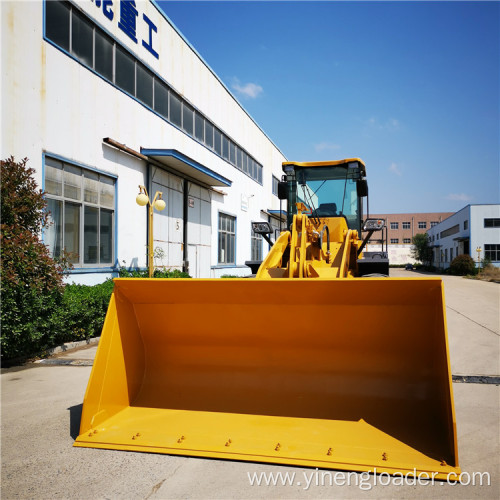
[[257, 204, 362, 279], [75, 277, 459, 479], [76, 198, 460, 479]]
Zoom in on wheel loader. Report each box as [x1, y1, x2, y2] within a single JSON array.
[[75, 158, 460, 480]]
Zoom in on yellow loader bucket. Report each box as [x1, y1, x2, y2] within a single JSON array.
[[75, 277, 460, 479]]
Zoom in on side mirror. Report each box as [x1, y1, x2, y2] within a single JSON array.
[[357, 179, 368, 197], [252, 221, 273, 235], [363, 218, 385, 231], [252, 221, 274, 246], [277, 181, 288, 200]]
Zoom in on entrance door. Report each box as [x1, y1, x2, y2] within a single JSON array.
[[187, 183, 211, 277], [151, 168, 184, 271]]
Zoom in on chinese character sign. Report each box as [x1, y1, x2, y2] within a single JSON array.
[[91, 0, 159, 59], [118, 0, 138, 43]]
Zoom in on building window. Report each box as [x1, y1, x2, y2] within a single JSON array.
[[71, 7, 93, 68], [205, 122, 214, 149], [115, 45, 135, 96], [218, 213, 235, 265], [95, 29, 113, 82], [194, 112, 204, 142], [136, 63, 153, 108], [445, 248, 448, 262], [44, 0, 264, 185], [430, 221, 438, 228], [251, 225, 263, 261], [222, 135, 229, 161], [170, 92, 182, 128], [402, 221, 410, 229], [229, 141, 236, 165], [390, 222, 399, 230], [484, 218, 500, 228], [46, 0, 70, 52], [464, 220, 469, 230], [418, 221, 427, 229], [440, 224, 460, 239], [214, 129, 222, 156], [390, 238, 399, 244], [403, 238, 411, 244], [484, 244, 500, 261], [272, 176, 279, 196], [44, 157, 115, 267], [182, 103, 194, 135]]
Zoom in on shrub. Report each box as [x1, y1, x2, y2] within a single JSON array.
[[118, 267, 191, 278], [50, 280, 115, 344], [1, 157, 70, 359], [449, 254, 476, 276]]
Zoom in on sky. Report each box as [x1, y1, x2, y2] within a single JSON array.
[[157, 0, 499, 214]]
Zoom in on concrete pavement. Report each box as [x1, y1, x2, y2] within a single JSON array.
[[1, 271, 498, 499]]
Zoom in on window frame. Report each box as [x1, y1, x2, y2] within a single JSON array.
[[484, 218, 500, 228], [251, 223, 263, 261], [485, 244, 500, 261], [43, 154, 116, 269], [272, 175, 279, 196], [218, 212, 236, 265], [390, 222, 399, 230]]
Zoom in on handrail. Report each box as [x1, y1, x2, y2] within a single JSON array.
[[338, 230, 353, 278]]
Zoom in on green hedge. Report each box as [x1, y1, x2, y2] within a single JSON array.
[[50, 279, 115, 344], [3, 268, 193, 360], [118, 268, 191, 278]]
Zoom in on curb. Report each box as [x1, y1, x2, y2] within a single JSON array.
[[44, 337, 100, 356]]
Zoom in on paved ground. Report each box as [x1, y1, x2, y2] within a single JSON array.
[[2, 271, 499, 499]]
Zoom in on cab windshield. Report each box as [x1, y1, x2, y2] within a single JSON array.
[[287, 166, 362, 232]]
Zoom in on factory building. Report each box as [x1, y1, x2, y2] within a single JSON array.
[[1, 0, 286, 283], [366, 212, 452, 265], [427, 204, 500, 269]]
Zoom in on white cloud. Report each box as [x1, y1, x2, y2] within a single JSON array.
[[314, 142, 341, 152], [446, 193, 473, 202], [388, 162, 402, 176], [231, 78, 263, 99], [388, 118, 400, 129], [365, 117, 400, 131]]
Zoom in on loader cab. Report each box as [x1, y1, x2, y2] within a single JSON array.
[[281, 159, 367, 234]]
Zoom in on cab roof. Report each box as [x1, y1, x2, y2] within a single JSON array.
[[282, 158, 366, 177]]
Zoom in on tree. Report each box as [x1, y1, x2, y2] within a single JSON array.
[[1, 157, 69, 359], [411, 233, 432, 266]]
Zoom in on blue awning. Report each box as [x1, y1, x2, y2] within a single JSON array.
[[267, 209, 287, 219], [141, 149, 232, 187]]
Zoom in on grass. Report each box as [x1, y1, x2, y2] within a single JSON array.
[[468, 264, 500, 283]]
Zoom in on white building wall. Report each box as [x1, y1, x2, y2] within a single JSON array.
[[365, 244, 416, 265], [427, 206, 469, 269], [1, 1, 287, 282], [427, 205, 500, 269], [470, 205, 500, 267]]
